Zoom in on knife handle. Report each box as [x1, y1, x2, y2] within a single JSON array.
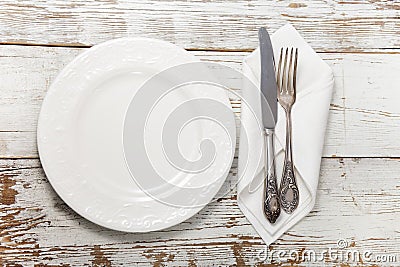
[[263, 128, 281, 224]]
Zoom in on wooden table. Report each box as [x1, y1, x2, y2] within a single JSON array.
[[1, 1, 399, 266]]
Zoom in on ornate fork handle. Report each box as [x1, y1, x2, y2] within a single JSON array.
[[263, 128, 280, 223], [279, 109, 299, 213]]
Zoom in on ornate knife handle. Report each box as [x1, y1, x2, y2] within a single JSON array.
[[279, 110, 299, 213], [263, 129, 281, 223]]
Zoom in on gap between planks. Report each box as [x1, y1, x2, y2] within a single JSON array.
[[0, 42, 400, 54], [2, 156, 400, 160]]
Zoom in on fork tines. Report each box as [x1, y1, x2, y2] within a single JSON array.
[[277, 47, 298, 96]]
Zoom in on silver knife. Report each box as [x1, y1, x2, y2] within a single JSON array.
[[258, 27, 280, 223]]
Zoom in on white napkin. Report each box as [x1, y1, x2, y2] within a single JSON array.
[[237, 24, 334, 245]]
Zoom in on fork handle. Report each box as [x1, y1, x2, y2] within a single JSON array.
[[280, 110, 299, 213], [263, 128, 281, 223]]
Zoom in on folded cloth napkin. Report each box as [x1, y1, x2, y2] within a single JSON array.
[[237, 24, 334, 245]]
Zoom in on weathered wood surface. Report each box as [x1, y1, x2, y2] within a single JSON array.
[[0, 0, 399, 266], [0, 46, 400, 158], [0, 0, 399, 51], [1, 158, 399, 266]]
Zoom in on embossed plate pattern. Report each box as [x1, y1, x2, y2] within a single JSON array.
[[37, 38, 235, 232]]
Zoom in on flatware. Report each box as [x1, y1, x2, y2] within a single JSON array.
[[258, 27, 281, 223], [277, 47, 299, 213]]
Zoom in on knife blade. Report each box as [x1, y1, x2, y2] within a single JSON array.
[[258, 27, 277, 129], [258, 27, 280, 224]]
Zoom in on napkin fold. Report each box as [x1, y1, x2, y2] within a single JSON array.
[[237, 24, 334, 245]]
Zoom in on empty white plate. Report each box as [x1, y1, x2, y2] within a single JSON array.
[[37, 37, 236, 232]]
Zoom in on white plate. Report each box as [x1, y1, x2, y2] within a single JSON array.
[[37, 38, 236, 232]]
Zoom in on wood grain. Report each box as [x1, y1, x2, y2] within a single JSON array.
[[1, 158, 399, 266], [0, 0, 399, 264], [0, 46, 400, 158], [0, 0, 399, 51]]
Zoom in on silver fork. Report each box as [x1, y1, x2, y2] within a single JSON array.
[[277, 47, 299, 213]]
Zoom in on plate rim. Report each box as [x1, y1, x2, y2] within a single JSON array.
[[37, 37, 236, 232]]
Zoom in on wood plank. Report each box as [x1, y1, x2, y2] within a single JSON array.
[[0, 0, 399, 51], [1, 158, 399, 266], [1, 46, 400, 158]]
